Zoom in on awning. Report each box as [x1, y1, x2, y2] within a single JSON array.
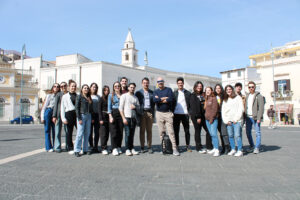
[[276, 104, 293, 114]]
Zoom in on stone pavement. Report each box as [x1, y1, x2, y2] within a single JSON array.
[[0, 125, 299, 200]]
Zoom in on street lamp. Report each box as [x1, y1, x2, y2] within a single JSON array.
[[20, 44, 26, 126], [271, 46, 278, 125]]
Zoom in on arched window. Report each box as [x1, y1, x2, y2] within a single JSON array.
[[125, 53, 129, 61], [126, 44, 128, 48], [20, 98, 30, 115], [0, 97, 5, 118]]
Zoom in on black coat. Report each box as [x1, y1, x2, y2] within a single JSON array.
[[189, 92, 204, 119], [75, 95, 93, 120], [135, 89, 155, 115]]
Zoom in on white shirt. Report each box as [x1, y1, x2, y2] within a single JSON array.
[[174, 90, 188, 114], [222, 95, 244, 124], [143, 90, 151, 109], [60, 93, 76, 122], [247, 93, 255, 116], [119, 93, 140, 118]]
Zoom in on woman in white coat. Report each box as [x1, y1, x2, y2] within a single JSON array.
[[222, 85, 244, 157]]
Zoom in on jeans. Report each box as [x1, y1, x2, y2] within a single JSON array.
[[89, 114, 100, 150], [245, 117, 261, 149], [74, 114, 91, 153], [54, 117, 63, 150], [205, 119, 219, 150], [227, 122, 243, 151], [173, 114, 190, 146], [44, 108, 55, 151], [124, 118, 136, 150]]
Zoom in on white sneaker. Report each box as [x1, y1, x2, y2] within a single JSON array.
[[125, 149, 132, 156], [102, 149, 108, 155], [68, 150, 74, 155], [48, 149, 54, 153], [112, 148, 119, 156], [253, 148, 260, 154], [207, 149, 215, 154], [80, 150, 84, 155], [118, 148, 123, 154], [234, 150, 243, 157], [131, 149, 139, 155], [198, 149, 207, 154], [213, 149, 220, 157], [227, 149, 236, 156]]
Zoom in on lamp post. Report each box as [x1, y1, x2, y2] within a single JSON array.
[[271, 46, 278, 126], [20, 44, 26, 126]]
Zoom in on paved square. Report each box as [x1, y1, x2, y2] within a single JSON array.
[[0, 125, 299, 200]]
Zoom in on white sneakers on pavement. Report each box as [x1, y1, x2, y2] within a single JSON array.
[[68, 150, 74, 155], [199, 149, 207, 154], [227, 149, 236, 156], [213, 149, 220, 157], [234, 150, 243, 157], [125, 149, 132, 156], [102, 149, 109, 155], [112, 148, 119, 156], [131, 149, 139, 155]]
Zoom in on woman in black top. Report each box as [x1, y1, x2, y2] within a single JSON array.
[[189, 81, 212, 153], [99, 85, 110, 155]]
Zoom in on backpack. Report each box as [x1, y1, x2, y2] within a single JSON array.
[[161, 132, 173, 155]]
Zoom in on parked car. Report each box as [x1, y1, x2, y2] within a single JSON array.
[[10, 115, 34, 124]]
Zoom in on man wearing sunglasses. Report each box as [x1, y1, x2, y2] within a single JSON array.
[[52, 82, 68, 153], [153, 77, 180, 156], [245, 81, 265, 154]]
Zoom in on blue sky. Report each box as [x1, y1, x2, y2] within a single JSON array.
[[1, 0, 300, 77]]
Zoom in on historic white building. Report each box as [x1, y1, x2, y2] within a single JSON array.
[[15, 30, 221, 100]]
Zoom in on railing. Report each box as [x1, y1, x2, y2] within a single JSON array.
[[15, 81, 38, 88]]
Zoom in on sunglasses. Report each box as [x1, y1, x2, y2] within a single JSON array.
[[53, 85, 60, 88], [60, 85, 67, 88], [248, 86, 255, 89], [114, 85, 121, 88], [157, 80, 164, 83]]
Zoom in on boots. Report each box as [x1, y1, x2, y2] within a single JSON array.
[[223, 145, 231, 155]]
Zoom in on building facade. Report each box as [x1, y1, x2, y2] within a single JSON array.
[[249, 41, 300, 125], [0, 53, 39, 122]]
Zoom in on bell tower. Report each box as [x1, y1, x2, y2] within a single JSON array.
[[121, 29, 138, 67]]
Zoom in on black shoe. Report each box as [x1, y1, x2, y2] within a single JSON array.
[[186, 145, 192, 152], [224, 145, 230, 155], [87, 151, 92, 155], [148, 148, 153, 154], [74, 152, 80, 157], [83, 152, 87, 155], [94, 149, 100, 153], [55, 149, 61, 153], [140, 147, 145, 153]]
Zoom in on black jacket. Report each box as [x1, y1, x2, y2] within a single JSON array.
[[98, 97, 109, 122], [135, 89, 155, 115], [172, 89, 191, 113], [75, 94, 93, 120], [189, 92, 204, 119]]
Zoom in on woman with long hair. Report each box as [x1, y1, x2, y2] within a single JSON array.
[[61, 80, 77, 154], [222, 85, 244, 157], [99, 85, 110, 155], [214, 84, 230, 154], [89, 83, 101, 154], [41, 83, 60, 152], [74, 84, 93, 157], [204, 86, 220, 157], [108, 81, 123, 156]]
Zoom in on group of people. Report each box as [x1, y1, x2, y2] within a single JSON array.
[[41, 76, 265, 157]]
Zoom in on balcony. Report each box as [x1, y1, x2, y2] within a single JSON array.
[[15, 81, 38, 88]]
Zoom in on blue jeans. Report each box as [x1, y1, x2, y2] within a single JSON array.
[[205, 119, 219, 150], [74, 114, 91, 153], [44, 108, 55, 151], [54, 117, 62, 150], [227, 122, 243, 151], [245, 117, 261, 149], [124, 118, 136, 150]]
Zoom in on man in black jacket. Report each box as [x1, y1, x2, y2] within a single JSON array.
[[172, 77, 192, 152], [135, 77, 155, 153]]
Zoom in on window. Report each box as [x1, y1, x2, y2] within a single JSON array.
[[20, 98, 30, 115], [275, 79, 291, 97], [126, 44, 128, 48], [125, 54, 129, 61], [237, 71, 241, 77], [134, 55, 136, 61], [0, 97, 4, 118], [227, 72, 231, 78]]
